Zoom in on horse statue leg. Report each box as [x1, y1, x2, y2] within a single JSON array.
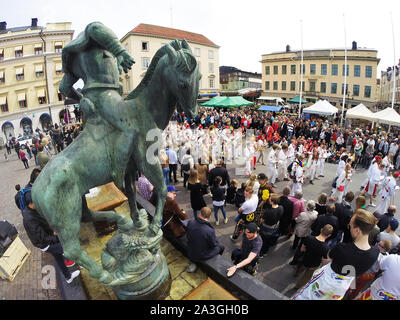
[[124, 157, 141, 227]]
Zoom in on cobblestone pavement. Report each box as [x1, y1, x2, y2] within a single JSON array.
[[1, 145, 400, 300]]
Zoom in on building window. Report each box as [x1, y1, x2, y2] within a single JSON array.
[[265, 66, 270, 75], [15, 46, 23, 58], [34, 45, 43, 55], [273, 81, 278, 90], [300, 64, 305, 74], [209, 62, 214, 73], [0, 49, 3, 61], [208, 50, 214, 59], [58, 90, 63, 101], [291, 65, 296, 74], [195, 48, 200, 57], [364, 85, 371, 98], [365, 66, 372, 78], [282, 65, 287, 75], [321, 64, 327, 75], [0, 97, 7, 112], [142, 57, 149, 69], [273, 66, 278, 75], [320, 82, 326, 93], [18, 93, 27, 108], [331, 83, 337, 94], [209, 78, 214, 88], [290, 81, 296, 91], [354, 65, 361, 77], [55, 63, 63, 75], [353, 84, 360, 96], [142, 42, 149, 51], [16, 68, 24, 80], [39, 96, 47, 104], [341, 83, 349, 95], [310, 64, 316, 75], [332, 64, 338, 76], [342, 64, 349, 76], [299, 81, 305, 91], [265, 81, 270, 90], [54, 42, 63, 53], [309, 81, 316, 92], [282, 81, 287, 91], [0, 71, 4, 84], [35, 65, 44, 77]]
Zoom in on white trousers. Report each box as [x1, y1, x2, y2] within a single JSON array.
[[317, 159, 325, 176], [290, 182, 302, 197], [267, 166, 278, 184], [375, 196, 391, 214]]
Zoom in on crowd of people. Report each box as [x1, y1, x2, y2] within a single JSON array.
[[8, 106, 400, 299], [141, 107, 400, 300]]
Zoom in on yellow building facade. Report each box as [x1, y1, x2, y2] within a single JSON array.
[[120, 24, 220, 98], [0, 19, 74, 139], [261, 44, 380, 108]]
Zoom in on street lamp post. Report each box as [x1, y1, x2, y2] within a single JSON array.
[[39, 30, 53, 125]]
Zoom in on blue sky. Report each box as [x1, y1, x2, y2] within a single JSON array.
[[1, 0, 400, 74]]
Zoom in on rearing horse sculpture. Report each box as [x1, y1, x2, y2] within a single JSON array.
[[32, 25, 200, 285]]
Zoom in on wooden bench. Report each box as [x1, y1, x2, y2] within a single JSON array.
[[136, 193, 287, 300]]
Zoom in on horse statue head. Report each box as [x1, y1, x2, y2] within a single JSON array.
[[163, 39, 201, 118]]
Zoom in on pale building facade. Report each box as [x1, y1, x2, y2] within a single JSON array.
[[0, 19, 74, 140], [120, 24, 220, 99], [379, 64, 400, 108], [261, 43, 380, 108]]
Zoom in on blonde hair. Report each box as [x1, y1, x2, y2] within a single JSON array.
[[355, 195, 366, 210], [188, 169, 199, 184], [247, 174, 257, 188], [352, 209, 378, 235]]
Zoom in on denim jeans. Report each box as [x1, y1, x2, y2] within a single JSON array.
[[45, 242, 71, 279], [213, 205, 226, 221], [162, 167, 170, 185]]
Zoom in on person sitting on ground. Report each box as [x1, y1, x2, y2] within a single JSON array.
[[227, 222, 263, 277], [22, 190, 80, 284], [294, 224, 333, 290], [377, 218, 400, 248], [162, 185, 188, 240], [186, 207, 225, 273]]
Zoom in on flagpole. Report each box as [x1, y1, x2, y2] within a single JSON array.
[[298, 20, 304, 119], [340, 14, 347, 127], [391, 12, 396, 109]]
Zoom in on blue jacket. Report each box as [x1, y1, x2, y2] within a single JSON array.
[[186, 217, 223, 263]]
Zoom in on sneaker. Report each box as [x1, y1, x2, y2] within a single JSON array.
[[186, 263, 197, 273], [64, 260, 75, 268], [224, 217, 228, 224], [309, 181, 314, 185], [216, 220, 219, 226], [66, 270, 80, 284], [369, 203, 376, 207]]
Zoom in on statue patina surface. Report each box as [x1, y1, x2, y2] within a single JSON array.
[[31, 22, 200, 299]]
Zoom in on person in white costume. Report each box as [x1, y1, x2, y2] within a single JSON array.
[[287, 140, 296, 166], [267, 144, 280, 186], [331, 164, 352, 203], [277, 143, 289, 181], [375, 171, 400, 214], [361, 161, 384, 207], [317, 144, 329, 177], [306, 150, 320, 184], [290, 154, 305, 197]]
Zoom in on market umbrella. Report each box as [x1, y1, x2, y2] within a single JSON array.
[[201, 96, 253, 108], [200, 96, 226, 106], [288, 96, 307, 104], [373, 107, 400, 126], [258, 105, 282, 112], [302, 100, 338, 116]]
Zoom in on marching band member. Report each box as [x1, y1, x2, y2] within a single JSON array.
[[267, 144, 280, 187], [290, 154, 305, 196], [361, 161, 384, 207], [306, 150, 320, 184], [277, 143, 289, 181], [375, 171, 400, 214]]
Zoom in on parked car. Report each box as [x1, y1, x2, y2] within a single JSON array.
[[18, 134, 34, 148]]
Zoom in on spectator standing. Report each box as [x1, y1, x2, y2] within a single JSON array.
[[210, 176, 227, 225], [36, 144, 50, 169], [187, 169, 207, 219], [377, 205, 396, 232], [166, 145, 178, 184], [311, 204, 339, 249], [278, 186, 294, 237], [19, 149, 29, 169], [159, 149, 170, 186], [292, 200, 318, 252], [377, 218, 400, 248]]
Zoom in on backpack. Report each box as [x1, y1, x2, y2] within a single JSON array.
[[287, 162, 295, 178], [16, 185, 32, 212]]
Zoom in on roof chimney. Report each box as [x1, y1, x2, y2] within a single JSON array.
[[286, 45, 291, 52], [31, 18, 38, 28], [0, 21, 7, 31], [352, 41, 357, 50]]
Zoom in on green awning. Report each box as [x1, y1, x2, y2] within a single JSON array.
[[201, 96, 253, 108], [288, 96, 307, 104]]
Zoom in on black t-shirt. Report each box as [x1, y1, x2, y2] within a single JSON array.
[[241, 235, 263, 258], [329, 242, 380, 276], [262, 206, 283, 226], [302, 236, 329, 268]]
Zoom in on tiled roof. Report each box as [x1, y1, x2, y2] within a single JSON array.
[[130, 23, 218, 47], [0, 26, 43, 35]]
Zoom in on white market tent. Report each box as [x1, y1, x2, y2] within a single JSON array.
[[373, 107, 400, 126], [302, 99, 338, 116], [345, 103, 375, 121]]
